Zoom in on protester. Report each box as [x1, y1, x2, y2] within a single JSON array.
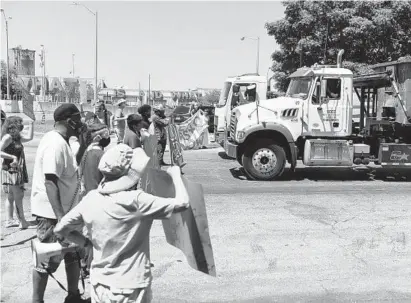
[[124, 113, 145, 149], [189, 101, 199, 116], [111, 98, 128, 144], [150, 104, 169, 166], [1, 109, 6, 125], [1, 116, 34, 229], [138, 104, 152, 129], [93, 101, 109, 127], [30, 103, 89, 303], [54, 144, 190, 303], [78, 123, 110, 200]]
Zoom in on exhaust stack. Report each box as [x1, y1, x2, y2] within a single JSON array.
[[337, 50, 344, 68]]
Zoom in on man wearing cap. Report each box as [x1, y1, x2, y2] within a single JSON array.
[[123, 114, 145, 149], [150, 104, 169, 166], [31, 103, 89, 303], [111, 99, 128, 144], [54, 144, 189, 303]]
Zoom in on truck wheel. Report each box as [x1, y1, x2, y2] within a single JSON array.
[[242, 141, 286, 180], [236, 152, 243, 166]]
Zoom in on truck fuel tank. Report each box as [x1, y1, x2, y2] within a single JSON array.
[[303, 139, 354, 166]]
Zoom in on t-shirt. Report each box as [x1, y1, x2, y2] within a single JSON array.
[[58, 189, 175, 289], [31, 131, 79, 219], [80, 147, 104, 196], [113, 109, 125, 131], [123, 128, 142, 149]]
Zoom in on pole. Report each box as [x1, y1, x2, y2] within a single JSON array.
[[2, 10, 10, 100], [72, 53, 75, 77], [256, 37, 260, 75], [138, 81, 141, 106], [94, 11, 98, 102], [148, 74, 151, 106]]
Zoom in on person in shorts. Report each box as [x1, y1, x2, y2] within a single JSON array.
[[30, 103, 89, 303], [54, 144, 190, 303]]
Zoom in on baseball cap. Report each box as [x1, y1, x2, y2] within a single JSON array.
[[54, 103, 81, 122]]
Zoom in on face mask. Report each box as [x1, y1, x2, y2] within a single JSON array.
[[68, 119, 86, 136], [99, 137, 111, 148]]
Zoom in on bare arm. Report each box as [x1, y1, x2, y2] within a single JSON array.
[[0, 135, 17, 161], [45, 174, 65, 220], [152, 115, 170, 127], [20, 120, 34, 142], [167, 167, 190, 212]]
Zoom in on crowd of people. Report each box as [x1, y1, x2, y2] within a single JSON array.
[[1, 101, 191, 303]]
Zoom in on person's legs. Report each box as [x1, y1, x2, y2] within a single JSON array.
[[5, 186, 15, 227], [32, 269, 49, 303], [158, 140, 167, 165], [64, 253, 81, 295], [11, 185, 29, 229]]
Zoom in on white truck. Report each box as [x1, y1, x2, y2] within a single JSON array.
[[222, 50, 411, 180]]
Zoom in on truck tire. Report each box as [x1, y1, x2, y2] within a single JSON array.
[[242, 141, 286, 181]]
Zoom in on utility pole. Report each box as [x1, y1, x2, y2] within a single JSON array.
[[148, 74, 151, 106], [72, 53, 75, 77], [1, 9, 11, 100], [40, 45, 46, 100], [241, 36, 260, 75]]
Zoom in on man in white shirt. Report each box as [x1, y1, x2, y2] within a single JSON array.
[[54, 144, 190, 303], [31, 103, 89, 303]]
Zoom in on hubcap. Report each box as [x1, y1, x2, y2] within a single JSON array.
[[252, 148, 277, 175]]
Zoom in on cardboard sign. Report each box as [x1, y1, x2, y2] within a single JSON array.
[[176, 110, 209, 150], [167, 124, 185, 167], [146, 168, 216, 276], [140, 134, 160, 194], [21, 90, 35, 121]]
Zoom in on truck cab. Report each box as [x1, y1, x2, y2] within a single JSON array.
[[224, 50, 411, 180], [214, 74, 268, 146]]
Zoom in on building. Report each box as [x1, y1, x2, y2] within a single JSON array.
[[9, 46, 36, 76]]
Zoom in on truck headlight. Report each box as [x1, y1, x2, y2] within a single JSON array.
[[236, 131, 245, 141]]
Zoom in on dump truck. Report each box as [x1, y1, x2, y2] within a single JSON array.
[[223, 50, 411, 180]]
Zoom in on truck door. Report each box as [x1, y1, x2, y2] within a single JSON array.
[[308, 77, 348, 136]]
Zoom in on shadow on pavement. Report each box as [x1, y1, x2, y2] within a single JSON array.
[[1, 234, 36, 248], [218, 152, 236, 161], [229, 166, 411, 182]]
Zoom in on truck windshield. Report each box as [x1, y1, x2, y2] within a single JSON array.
[[217, 82, 232, 107], [286, 78, 312, 99]]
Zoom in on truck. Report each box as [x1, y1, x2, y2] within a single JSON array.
[[222, 50, 411, 180], [214, 74, 277, 146]]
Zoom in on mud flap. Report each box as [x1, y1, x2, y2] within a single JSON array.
[[379, 143, 411, 167]]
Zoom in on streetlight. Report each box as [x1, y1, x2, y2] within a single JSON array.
[[72, 2, 98, 102], [1, 8, 12, 100], [241, 36, 260, 75]]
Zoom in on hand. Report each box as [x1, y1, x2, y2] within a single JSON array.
[[166, 166, 181, 177], [10, 157, 18, 168], [140, 129, 150, 142], [83, 238, 93, 268]]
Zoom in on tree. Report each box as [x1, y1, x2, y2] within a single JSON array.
[[199, 89, 221, 105], [1, 60, 19, 97], [265, 1, 411, 91]]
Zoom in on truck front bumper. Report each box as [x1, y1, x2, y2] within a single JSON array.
[[225, 139, 238, 159]]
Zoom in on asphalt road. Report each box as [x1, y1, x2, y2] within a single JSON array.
[[1, 135, 411, 302]]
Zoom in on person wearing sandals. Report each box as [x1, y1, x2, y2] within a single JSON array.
[[1, 116, 34, 229], [111, 99, 128, 144]]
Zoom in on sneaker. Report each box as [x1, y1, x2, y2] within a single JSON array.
[[64, 292, 90, 303], [5, 220, 16, 228]]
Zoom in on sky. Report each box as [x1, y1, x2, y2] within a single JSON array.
[[1, 1, 284, 91]]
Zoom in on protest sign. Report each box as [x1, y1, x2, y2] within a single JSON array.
[[21, 89, 35, 121], [167, 124, 185, 167], [176, 110, 209, 150], [140, 134, 160, 194], [146, 168, 216, 276]]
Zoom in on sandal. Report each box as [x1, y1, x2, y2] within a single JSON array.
[[5, 220, 17, 228]]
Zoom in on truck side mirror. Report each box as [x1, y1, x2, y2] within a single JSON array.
[[320, 79, 327, 98]]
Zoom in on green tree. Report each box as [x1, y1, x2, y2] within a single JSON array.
[[199, 89, 221, 105], [1, 60, 19, 97], [265, 1, 411, 92]]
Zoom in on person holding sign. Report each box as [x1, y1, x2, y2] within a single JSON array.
[[54, 144, 189, 303], [150, 104, 170, 166]]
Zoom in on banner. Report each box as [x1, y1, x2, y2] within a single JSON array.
[[146, 168, 216, 276], [167, 124, 185, 167], [22, 93, 35, 121], [175, 110, 209, 150]]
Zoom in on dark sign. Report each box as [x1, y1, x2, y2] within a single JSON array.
[[167, 124, 185, 167]]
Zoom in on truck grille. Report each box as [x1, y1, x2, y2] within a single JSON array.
[[230, 112, 237, 140], [282, 108, 299, 117]]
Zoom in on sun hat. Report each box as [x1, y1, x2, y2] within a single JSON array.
[[153, 104, 164, 111], [114, 99, 127, 107], [97, 144, 150, 194]]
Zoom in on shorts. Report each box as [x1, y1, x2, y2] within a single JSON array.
[[91, 283, 152, 303], [34, 216, 82, 274]]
